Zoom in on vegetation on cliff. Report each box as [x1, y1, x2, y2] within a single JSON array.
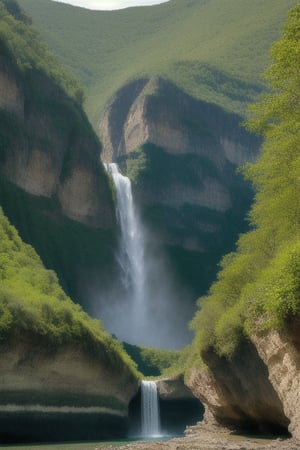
[[123, 341, 182, 377], [0, 0, 117, 312], [190, 3, 300, 360], [0, 0, 84, 102], [17, 0, 297, 122], [0, 208, 139, 376]]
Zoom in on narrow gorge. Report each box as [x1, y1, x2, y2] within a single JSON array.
[[1, 0, 300, 448]]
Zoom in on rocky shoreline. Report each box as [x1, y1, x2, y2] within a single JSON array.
[[96, 424, 300, 450]]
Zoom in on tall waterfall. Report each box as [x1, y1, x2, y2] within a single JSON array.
[[102, 163, 192, 348], [141, 381, 161, 437], [107, 163, 145, 302]]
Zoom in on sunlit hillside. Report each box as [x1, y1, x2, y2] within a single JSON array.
[[18, 0, 297, 124]]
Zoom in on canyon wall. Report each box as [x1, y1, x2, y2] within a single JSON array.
[[185, 325, 300, 439], [0, 332, 138, 442], [99, 77, 260, 298], [0, 47, 118, 308]]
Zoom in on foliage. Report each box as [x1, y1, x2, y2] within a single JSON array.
[[0, 177, 116, 307], [123, 341, 181, 377], [0, 0, 84, 103], [17, 0, 297, 123], [189, 3, 300, 360], [0, 208, 139, 377], [125, 144, 219, 187]]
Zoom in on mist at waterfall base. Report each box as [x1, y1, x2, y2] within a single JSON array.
[[92, 163, 194, 349]]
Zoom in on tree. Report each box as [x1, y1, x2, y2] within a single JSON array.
[[190, 4, 300, 359]]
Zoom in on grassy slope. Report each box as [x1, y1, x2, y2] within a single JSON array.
[[0, 208, 138, 378], [17, 0, 297, 124]]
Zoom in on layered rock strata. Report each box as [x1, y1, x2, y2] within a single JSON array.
[[0, 333, 139, 443], [0, 52, 114, 229]]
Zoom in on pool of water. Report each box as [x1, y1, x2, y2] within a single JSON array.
[[0, 436, 175, 450], [0, 441, 123, 450]]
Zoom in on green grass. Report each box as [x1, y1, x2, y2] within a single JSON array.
[[17, 0, 298, 124], [0, 208, 139, 377]]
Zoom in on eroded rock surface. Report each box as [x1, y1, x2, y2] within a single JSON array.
[[99, 77, 260, 301], [0, 54, 114, 229], [185, 341, 289, 435], [0, 333, 138, 442], [252, 319, 300, 439]]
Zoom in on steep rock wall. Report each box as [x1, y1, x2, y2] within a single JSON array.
[[185, 341, 289, 434], [0, 54, 114, 229], [252, 319, 300, 438], [0, 50, 118, 310], [0, 61, 23, 117], [99, 77, 260, 298], [100, 77, 258, 166]]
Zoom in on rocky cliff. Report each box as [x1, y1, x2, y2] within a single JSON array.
[[185, 340, 290, 435], [184, 318, 300, 440], [0, 14, 118, 310], [185, 323, 300, 439], [0, 331, 139, 442], [0, 52, 114, 229], [251, 319, 300, 439], [99, 77, 260, 297]]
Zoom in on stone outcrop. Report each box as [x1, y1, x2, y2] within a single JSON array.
[[0, 60, 23, 118], [156, 375, 196, 401], [252, 318, 300, 439], [0, 47, 118, 314], [185, 341, 290, 435], [0, 333, 139, 442], [99, 77, 258, 166], [0, 53, 115, 230], [99, 77, 259, 254], [99, 76, 260, 302], [185, 317, 300, 439]]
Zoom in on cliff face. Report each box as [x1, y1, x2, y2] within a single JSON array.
[[99, 77, 260, 297], [252, 319, 300, 438], [185, 324, 300, 438], [0, 47, 118, 309], [0, 58, 23, 118], [0, 333, 138, 442], [100, 77, 258, 167], [185, 321, 300, 439], [0, 54, 114, 229], [185, 341, 289, 435]]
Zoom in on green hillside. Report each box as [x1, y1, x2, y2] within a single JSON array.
[[188, 3, 300, 365], [0, 208, 138, 376], [17, 0, 297, 124]]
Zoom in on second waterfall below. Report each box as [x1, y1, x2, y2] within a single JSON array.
[[141, 381, 161, 437]]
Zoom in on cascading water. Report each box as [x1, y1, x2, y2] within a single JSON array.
[[101, 163, 193, 348], [141, 380, 161, 437], [106, 163, 145, 303]]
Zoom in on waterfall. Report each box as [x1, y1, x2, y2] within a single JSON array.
[[141, 381, 161, 437], [102, 162, 192, 348], [106, 163, 146, 304]]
